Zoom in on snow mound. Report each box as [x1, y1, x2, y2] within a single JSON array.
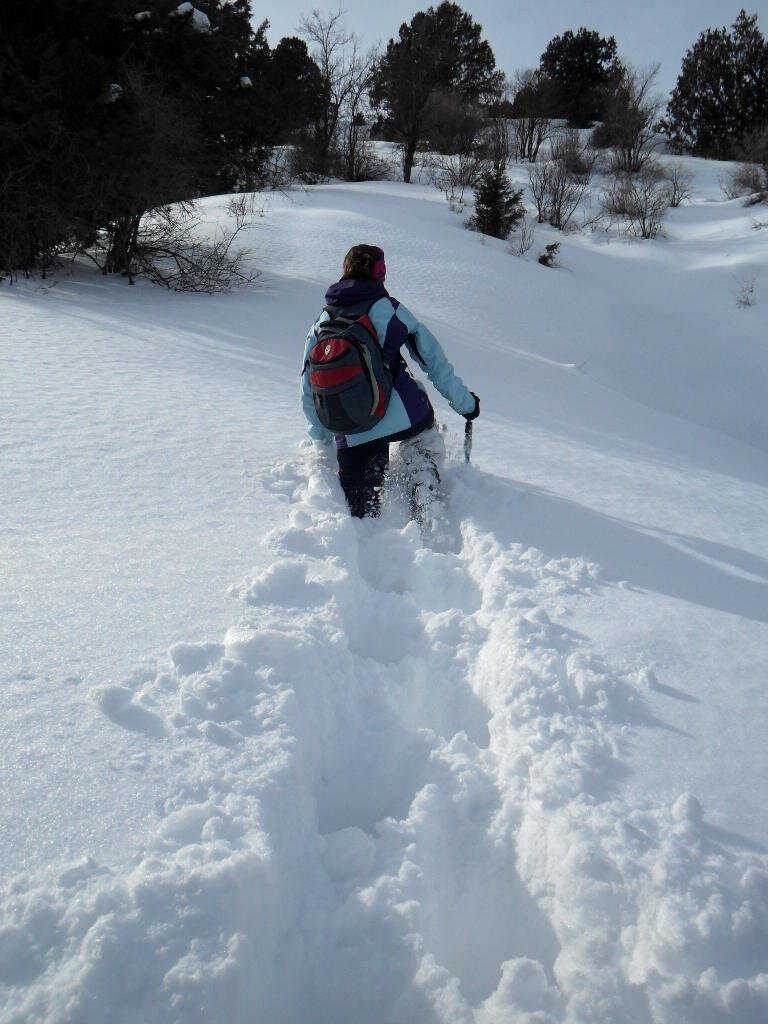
[[2, 449, 765, 1023]]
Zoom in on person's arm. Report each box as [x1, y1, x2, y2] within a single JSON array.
[[394, 303, 477, 416], [301, 323, 335, 444]]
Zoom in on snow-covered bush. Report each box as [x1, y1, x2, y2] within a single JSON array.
[[538, 241, 560, 266]]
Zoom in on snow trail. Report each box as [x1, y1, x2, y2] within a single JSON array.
[[3, 447, 765, 1023]]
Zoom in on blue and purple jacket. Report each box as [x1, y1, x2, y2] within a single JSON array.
[[301, 277, 475, 448]]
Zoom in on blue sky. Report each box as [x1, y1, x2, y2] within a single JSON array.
[[255, 0, 768, 100]]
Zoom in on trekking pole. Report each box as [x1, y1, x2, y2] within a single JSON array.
[[464, 419, 473, 464]]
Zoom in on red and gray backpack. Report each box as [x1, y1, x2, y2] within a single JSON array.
[[304, 299, 394, 434]]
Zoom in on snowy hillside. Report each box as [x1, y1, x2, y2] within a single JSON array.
[[1, 156, 767, 1023]]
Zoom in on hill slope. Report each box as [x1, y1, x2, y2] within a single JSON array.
[[1, 164, 767, 1023]]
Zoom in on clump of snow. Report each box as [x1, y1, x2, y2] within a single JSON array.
[[174, 2, 211, 33], [239, 76, 252, 89]]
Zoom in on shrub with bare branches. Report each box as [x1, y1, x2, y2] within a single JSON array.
[[529, 151, 592, 231], [592, 64, 664, 173], [509, 216, 536, 256], [665, 162, 694, 207], [427, 151, 485, 202], [601, 163, 671, 238], [86, 196, 261, 292], [550, 129, 598, 177], [721, 162, 768, 202]]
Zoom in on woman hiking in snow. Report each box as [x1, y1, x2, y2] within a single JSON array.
[[301, 243, 479, 519]]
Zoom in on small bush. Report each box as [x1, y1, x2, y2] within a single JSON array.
[[551, 129, 597, 177], [332, 142, 390, 182], [665, 162, 694, 207], [601, 164, 671, 238], [529, 158, 590, 231], [721, 163, 768, 201], [428, 151, 485, 202], [509, 217, 536, 256], [538, 242, 560, 267], [736, 275, 757, 308]]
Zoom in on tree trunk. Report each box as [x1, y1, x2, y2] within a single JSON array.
[[105, 213, 142, 278], [403, 140, 417, 183]]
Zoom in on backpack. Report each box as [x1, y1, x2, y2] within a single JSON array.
[[304, 299, 394, 434]]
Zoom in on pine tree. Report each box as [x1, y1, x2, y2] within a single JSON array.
[[370, 2, 503, 183], [663, 9, 768, 158], [0, 0, 322, 277], [472, 168, 524, 239], [539, 28, 622, 127]]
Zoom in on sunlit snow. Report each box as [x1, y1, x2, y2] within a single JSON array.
[[1, 148, 767, 1023]]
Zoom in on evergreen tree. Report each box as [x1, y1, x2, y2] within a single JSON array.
[[266, 37, 325, 139], [0, 0, 126, 273], [472, 168, 524, 239], [370, 2, 503, 183], [0, 0, 321, 277], [539, 27, 622, 127], [662, 9, 768, 158]]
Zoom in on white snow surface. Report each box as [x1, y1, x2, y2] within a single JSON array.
[[1, 157, 768, 1023]]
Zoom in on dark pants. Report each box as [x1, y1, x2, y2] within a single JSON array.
[[336, 439, 390, 518]]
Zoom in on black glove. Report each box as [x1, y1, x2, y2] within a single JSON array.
[[463, 392, 480, 421]]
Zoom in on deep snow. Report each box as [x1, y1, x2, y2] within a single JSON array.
[[1, 153, 767, 1023]]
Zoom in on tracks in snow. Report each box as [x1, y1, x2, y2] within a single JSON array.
[[1, 450, 767, 1024]]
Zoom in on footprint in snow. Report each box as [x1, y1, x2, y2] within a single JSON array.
[[95, 684, 166, 738]]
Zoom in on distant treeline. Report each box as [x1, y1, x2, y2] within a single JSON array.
[[1, 1, 766, 279]]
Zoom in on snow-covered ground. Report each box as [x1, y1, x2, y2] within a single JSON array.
[[1, 155, 767, 1023]]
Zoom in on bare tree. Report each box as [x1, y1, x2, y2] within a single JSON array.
[[338, 43, 380, 180], [593, 64, 664, 173], [510, 69, 556, 162], [487, 106, 511, 172], [299, 8, 368, 178]]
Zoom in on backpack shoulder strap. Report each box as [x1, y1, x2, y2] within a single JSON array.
[[321, 297, 384, 348]]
